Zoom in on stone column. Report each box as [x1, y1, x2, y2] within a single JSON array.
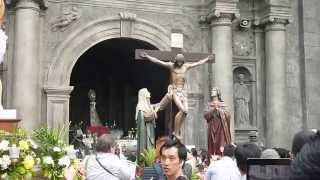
[[265, 19, 288, 147], [11, 0, 41, 130], [44, 87, 73, 130], [209, 13, 235, 140], [254, 27, 266, 143]]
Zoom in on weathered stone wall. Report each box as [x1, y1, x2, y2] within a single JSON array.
[[299, 0, 320, 129]]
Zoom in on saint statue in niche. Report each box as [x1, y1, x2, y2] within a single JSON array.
[[234, 73, 250, 127]]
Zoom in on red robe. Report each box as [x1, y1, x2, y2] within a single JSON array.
[[204, 109, 231, 156]]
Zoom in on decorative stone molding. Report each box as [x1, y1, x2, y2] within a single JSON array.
[[233, 31, 255, 57], [6, 0, 47, 10], [209, 13, 233, 27], [206, 0, 240, 24], [50, 6, 81, 32], [119, 12, 136, 37], [253, 2, 292, 26], [44, 86, 73, 129], [119, 12, 136, 21], [264, 18, 287, 32]]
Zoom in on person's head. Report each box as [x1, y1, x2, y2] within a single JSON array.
[[95, 134, 116, 153], [290, 131, 320, 180], [234, 142, 261, 175], [223, 144, 236, 158], [138, 88, 151, 103], [273, 147, 291, 158], [210, 99, 220, 110], [156, 136, 171, 161], [291, 130, 316, 158], [260, 148, 280, 159], [174, 54, 185, 67], [238, 74, 245, 84], [191, 148, 198, 158], [160, 138, 187, 178]]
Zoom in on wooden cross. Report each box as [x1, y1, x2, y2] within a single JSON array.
[[135, 49, 214, 63], [134, 32, 215, 136]]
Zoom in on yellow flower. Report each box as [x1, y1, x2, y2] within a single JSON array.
[[19, 140, 29, 151], [23, 155, 35, 170]]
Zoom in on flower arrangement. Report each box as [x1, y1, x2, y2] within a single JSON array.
[[32, 127, 81, 180], [0, 129, 37, 179]]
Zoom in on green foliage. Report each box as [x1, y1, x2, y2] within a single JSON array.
[[191, 169, 200, 180], [140, 148, 156, 167], [32, 127, 67, 180]]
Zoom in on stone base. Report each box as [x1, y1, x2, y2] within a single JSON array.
[[0, 109, 17, 119], [234, 127, 258, 144]]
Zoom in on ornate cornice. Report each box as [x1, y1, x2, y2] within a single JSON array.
[[6, 0, 47, 10], [209, 13, 233, 27], [254, 3, 292, 26], [203, 0, 239, 26]]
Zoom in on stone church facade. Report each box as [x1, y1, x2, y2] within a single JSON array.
[[2, 0, 319, 149]]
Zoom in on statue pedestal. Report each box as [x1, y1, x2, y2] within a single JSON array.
[[0, 110, 20, 133]]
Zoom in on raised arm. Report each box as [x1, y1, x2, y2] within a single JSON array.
[[186, 54, 213, 69], [140, 51, 172, 68]]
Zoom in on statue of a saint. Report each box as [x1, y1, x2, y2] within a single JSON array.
[[204, 89, 231, 156], [0, 5, 7, 110], [88, 89, 102, 126], [140, 52, 212, 138], [136, 88, 157, 154], [234, 73, 250, 127]]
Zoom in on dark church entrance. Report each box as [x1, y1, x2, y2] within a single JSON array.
[[69, 38, 170, 139]]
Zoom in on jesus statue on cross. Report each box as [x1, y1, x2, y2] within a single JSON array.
[[140, 51, 213, 138]]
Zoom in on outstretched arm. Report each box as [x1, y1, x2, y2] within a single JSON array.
[[140, 51, 172, 68], [186, 54, 213, 69]]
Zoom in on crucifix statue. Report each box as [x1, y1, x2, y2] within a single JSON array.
[[135, 32, 214, 138]]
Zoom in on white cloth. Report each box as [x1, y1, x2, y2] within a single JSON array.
[[0, 29, 7, 64], [205, 156, 241, 180], [85, 153, 135, 180]]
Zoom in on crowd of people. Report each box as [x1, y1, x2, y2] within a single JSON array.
[[73, 128, 320, 180]]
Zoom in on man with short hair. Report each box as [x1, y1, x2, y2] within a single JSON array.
[[84, 134, 135, 180], [234, 143, 262, 180], [160, 138, 189, 180], [205, 144, 241, 180]]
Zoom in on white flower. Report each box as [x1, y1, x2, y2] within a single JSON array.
[[43, 156, 54, 165], [0, 140, 9, 151], [58, 156, 70, 167], [0, 155, 11, 170], [27, 138, 38, 149], [53, 147, 61, 152]]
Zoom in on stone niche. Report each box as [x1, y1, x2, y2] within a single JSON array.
[[233, 64, 258, 143]]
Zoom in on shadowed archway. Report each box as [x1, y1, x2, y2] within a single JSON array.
[[70, 38, 170, 138]]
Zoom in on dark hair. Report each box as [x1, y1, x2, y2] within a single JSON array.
[[234, 143, 261, 173], [95, 134, 115, 153], [223, 144, 236, 158], [290, 131, 320, 180], [273, 147, 291, 158], [191, 148, 198, 157], [291, 130, 316, 157], [160, 138, 187, 162]]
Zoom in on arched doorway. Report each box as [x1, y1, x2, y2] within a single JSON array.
[[69, 38, 170, 138]]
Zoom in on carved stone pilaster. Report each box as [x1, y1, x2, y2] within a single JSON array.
[[119, 12, 136, 37], [44, 86, 73, 130]]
